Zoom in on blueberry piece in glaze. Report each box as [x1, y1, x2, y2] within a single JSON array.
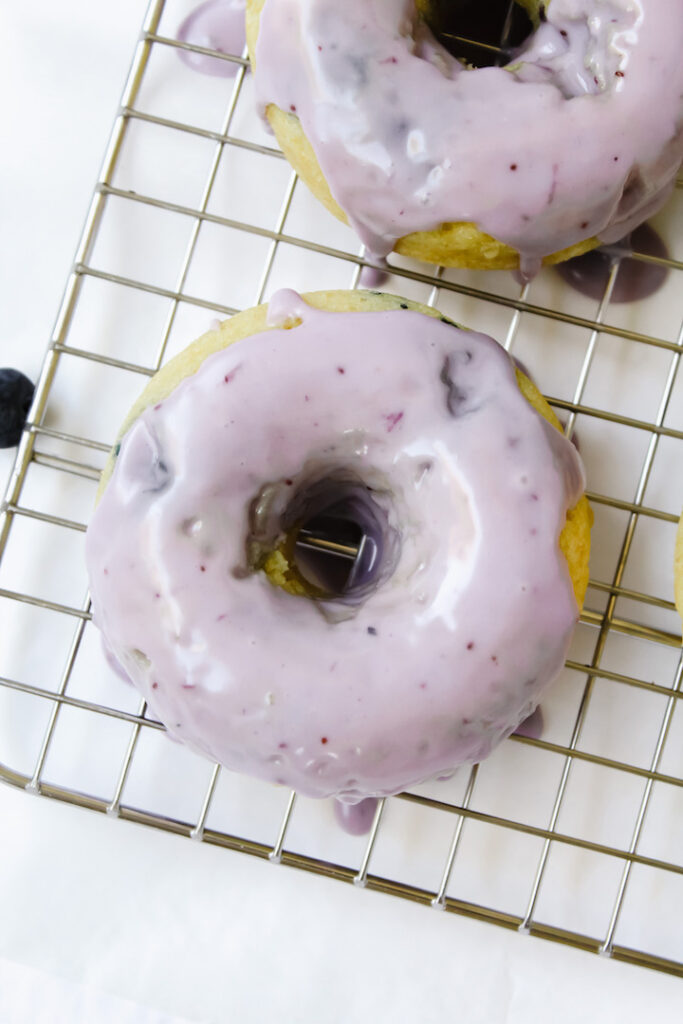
[[440, 352, 481, 418], [147, 457, 171, 493], [116, 419, 172, 499]]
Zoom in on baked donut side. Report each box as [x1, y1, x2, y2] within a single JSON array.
[[88, 290, 591, 800], [247, 0, 683, 272]]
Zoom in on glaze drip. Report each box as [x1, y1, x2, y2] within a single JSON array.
[[334, 796, 378, 835]]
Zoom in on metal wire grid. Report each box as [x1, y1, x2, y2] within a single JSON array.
[[1, 0, 682, 978]]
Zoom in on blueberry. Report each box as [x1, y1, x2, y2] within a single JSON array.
[[0, 369, 34, 448]]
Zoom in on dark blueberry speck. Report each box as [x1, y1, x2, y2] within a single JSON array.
[[145, 457, 171, 494], [399, 303, 408, 309], [440, 354, 480, 417], [347, 54, 369, 87], [367, 626, 377, 635], [0, 369, 34, 448]]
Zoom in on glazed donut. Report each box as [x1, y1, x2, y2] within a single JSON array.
[[86, 289, 591, 801], [247, 0, 683, 274]]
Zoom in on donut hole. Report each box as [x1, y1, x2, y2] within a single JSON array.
[[290, 477, 398, 600], [425, 0, 535, 68], [252, 473, 400, 603], [293, 502, 380, 599]]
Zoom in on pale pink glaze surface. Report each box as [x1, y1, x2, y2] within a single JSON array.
[[254, 0, 683, 270], [87, 292, 584, 802]]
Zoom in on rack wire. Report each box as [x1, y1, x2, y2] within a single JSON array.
[[1, 0, 682, 978]]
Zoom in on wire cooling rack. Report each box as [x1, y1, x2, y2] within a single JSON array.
[[1, 0, 682, 978]]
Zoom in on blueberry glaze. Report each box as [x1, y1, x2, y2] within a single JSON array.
[[87, 291, 585, 802]]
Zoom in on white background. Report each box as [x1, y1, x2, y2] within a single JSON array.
[[1, 2, 682, 1021]]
